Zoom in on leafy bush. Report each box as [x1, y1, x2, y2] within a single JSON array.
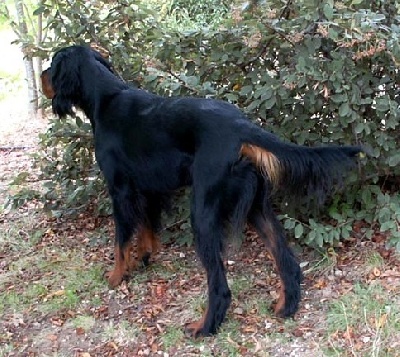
[[34, 115, 110, 217], [8, 0, 400, 248]]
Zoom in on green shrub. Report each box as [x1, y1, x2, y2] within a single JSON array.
[[7, 0, 400, 248]]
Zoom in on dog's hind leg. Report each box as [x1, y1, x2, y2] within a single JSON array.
[[248, 199, 302, 318], [185, 187, 232, 338]]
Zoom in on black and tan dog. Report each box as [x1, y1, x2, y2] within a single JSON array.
[[41, 45, 363, 337]]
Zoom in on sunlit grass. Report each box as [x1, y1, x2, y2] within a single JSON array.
[[325, 283, 400, 357]]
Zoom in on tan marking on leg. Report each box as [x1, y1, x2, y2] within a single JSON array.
[[252, 218, 286, 316], [274, 284, 286, 316], [185, 306, 208, 338], [105, 243, 133, 288], [137, 226, 160, 262]]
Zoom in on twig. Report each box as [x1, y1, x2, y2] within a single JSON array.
[[50, 132, 93, 139], [160, 218, 189, 232], [0, 145, 34, 151]]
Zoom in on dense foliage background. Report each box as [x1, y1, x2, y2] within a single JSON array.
[[7, 0, 400, 248]]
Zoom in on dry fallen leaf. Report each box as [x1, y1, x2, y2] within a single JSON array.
[[107, 341, 118, 351], [77, 353, 91, 357], [377, 313, 388, 328], [44, 289, 65, 300], [76, 327, 85, 335], [373, 267, 381, 277], [47, 334, 58, 342]]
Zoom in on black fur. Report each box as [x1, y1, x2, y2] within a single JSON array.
[[42, 45, 363, 337]]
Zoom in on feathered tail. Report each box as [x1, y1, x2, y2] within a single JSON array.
[[239, 127, 363, 200]]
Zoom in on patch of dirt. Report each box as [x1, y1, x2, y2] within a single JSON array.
[[0, 30, 48, 203], [0, 114, 47, 210]]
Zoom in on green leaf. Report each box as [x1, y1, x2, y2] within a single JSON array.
[[328, 27, 339, 40], [315, 230, 324, 247], [361, 188, 372, 205], [294, 223, 304, 239], [338, 102, 350, 117], [308, 230, 316, 242], [296, 56, 306, 71], [33, 5, 46, 16], [239, 85, 253, 96], [225, 93, 239, 102], [263, 96, 276, 110], [341, 227, 350, 239], [380, 221, 396, 232], [376, 97, 390, 112], [331, 94, 347, 104], [76, 117, 83, 127], [323, 3, 334, 20], [354, 122, 365, 134], [246, 99, 261, 111], [388, 154, 400, 167], [185, 76, 199, 87], [284, 219, 295, 230]]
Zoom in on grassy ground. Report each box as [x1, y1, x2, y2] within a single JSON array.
[[0, 27, 400, 357], [0, 209, 399, 356]]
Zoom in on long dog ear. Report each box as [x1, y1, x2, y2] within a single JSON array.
[[51, 48, 80, 117]]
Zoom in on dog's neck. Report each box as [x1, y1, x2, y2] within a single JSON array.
[[77, 61, 128, 125]]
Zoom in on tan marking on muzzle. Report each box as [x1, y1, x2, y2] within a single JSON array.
[[40, 69, 55, 99]]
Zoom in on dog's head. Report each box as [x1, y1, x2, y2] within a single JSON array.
[[40, 45, 113, 118]]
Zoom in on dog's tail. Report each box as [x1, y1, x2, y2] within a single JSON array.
[[240, 126, 364, 200]]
